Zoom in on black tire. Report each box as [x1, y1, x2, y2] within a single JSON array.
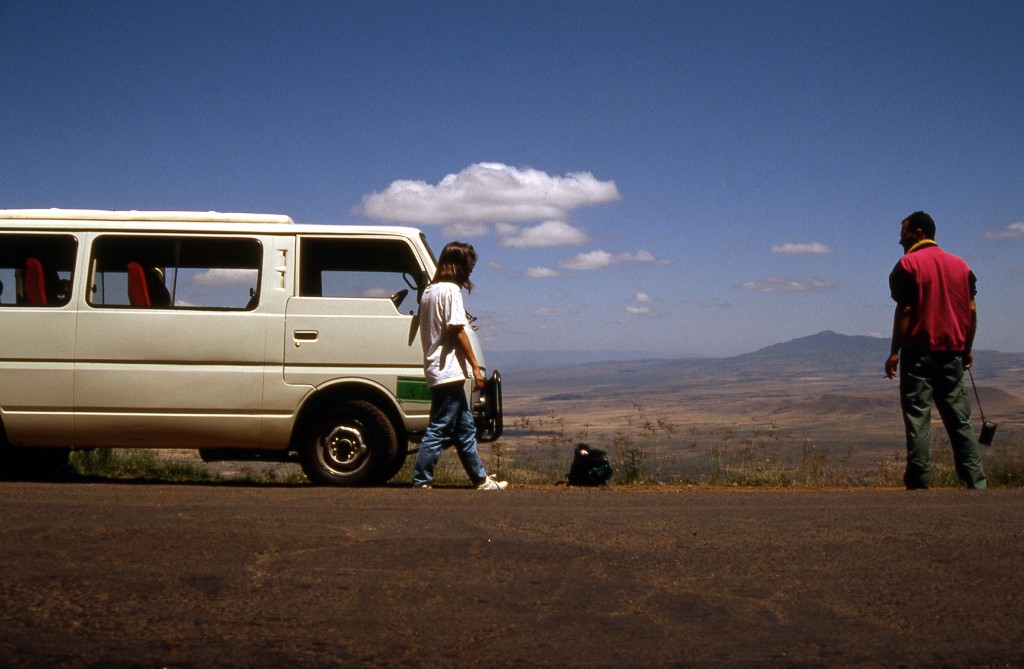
[[299, 400, 398, 486], [377, 439, 409, 485], [0, 446, 74, 482]]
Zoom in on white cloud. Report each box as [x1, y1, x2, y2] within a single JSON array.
[[190, 268, 258, 286], [739, 275, 839, 292], [626, 250, 667, 264], [525, 267, 560, 279], [444, 222, 489, 238], [498, 220, 589, 248], [360, 287, 391, 298], [771, 242, 833, 254], [626, 292, 656, 316], [354, 162, 621, 225], [984, 222, 1024, 239], [559, 249, 668, 271], [534, 307, 568, 317], [560, 250, 615, 271]]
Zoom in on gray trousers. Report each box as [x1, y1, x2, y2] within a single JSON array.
[[899, 351, 987, 489]]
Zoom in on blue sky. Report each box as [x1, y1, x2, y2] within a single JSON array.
[[2, 0, 1021, 357]]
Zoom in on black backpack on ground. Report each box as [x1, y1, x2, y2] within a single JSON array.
[[566, 443, 613, 486]]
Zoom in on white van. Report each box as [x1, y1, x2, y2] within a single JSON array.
[[0, 209, 502, 484]]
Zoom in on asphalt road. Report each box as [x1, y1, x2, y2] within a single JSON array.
[[1, 482, 1022, 668]]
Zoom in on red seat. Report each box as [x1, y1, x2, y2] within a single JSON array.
[[126, 261, 151, 306], [23, 258, 48, 305], [127, 262, 171, 307]]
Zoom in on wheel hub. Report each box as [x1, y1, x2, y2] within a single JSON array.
[[322, 424, 367, 470]]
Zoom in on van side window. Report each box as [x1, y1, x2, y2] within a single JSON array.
[[0, 234, 77, 307], [298, 238, 424, 301], [88, 235, 262, 310]]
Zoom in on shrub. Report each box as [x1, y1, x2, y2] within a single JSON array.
[[71, 449, 219, 482]]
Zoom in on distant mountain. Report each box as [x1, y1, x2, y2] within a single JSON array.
[[504, 330, 1023, 391], [731, 330, 1020, 382], [734, 330, 886, 363], [727, 330, 888, 379]]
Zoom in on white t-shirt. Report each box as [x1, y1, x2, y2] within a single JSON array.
[[419, 282, 472, 388]]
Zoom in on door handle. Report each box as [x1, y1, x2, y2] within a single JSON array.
[[293, 330, 318, 341]]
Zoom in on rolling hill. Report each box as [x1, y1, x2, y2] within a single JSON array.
[[503, 330, 1022, 389], [502, 330, 1024, 426], [497, 331, 1023, 477]]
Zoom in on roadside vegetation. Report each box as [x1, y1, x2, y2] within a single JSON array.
[[70, 449, 307, 485], [480, 404, 1024, 489], [60, 407, 1022, 488]]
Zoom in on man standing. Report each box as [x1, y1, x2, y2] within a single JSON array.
[[885, 211, 986, 489]]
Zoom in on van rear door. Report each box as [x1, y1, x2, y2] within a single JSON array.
[[0, 233, 78, 446]]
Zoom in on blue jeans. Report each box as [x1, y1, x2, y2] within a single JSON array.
[[899, 351, 986, 489], [412, 381, 486, 486]]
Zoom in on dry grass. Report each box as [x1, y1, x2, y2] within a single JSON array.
[[481, 402, 1023, 489], [71, 448, 308, 484]]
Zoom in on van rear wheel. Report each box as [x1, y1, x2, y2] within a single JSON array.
[[0, 446, 73, 482], [300, 400, 398, 486]]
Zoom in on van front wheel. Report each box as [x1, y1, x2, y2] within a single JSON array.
[[300, 400, 398, 486]]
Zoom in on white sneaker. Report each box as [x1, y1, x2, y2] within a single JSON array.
[[476, 475, 508, 490]]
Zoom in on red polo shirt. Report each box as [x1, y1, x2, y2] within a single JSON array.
[[889, 242, 977, 353]]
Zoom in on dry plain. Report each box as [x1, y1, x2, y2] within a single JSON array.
[[491, 333, 1024, 486]]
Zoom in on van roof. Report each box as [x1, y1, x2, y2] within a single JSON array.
[[0, 209, 423, 237], [0, 208, 295, 224]]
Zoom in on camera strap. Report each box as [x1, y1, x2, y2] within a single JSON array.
[[967, 367, 988, 422]]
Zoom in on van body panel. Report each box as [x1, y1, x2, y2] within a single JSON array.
[[0, 309, 77, 446], [284, 297, 422, 369], [0, 229, 79, 446], [256, 234, 304, 445], [283, 298, 428, 422], [73, 309, 267, 448]]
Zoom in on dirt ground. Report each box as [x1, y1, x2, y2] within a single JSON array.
[[1, 482, 1023, 668]]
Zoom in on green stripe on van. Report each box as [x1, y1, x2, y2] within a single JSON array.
[[397, 377, 432, 403]]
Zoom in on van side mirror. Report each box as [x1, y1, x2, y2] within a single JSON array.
[[390, 289, 409, 310]]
